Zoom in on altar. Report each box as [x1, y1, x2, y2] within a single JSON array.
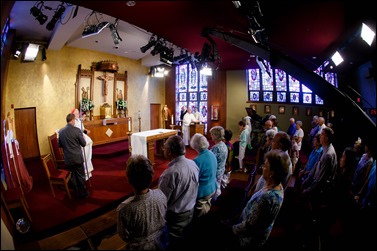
[[131, 129, 177, 165]]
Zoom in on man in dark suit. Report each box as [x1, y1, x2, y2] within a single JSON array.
[[58, 113, 89, 199], [180, 105, 187, 121]]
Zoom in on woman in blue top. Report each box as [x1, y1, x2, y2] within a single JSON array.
[[190, 133, 217, 218], [209, 126, 228, 202], [232, 149, 290, 249]]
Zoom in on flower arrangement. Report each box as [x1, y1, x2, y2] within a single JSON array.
[[80, 98, 95, 112], [116, 99, 127, 110]]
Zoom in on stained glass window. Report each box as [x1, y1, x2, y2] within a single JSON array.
[[1, 18, 10, 56], [324, 72, 338, 87], [246, 59, 335, 105], [175, 64, 208, 130]]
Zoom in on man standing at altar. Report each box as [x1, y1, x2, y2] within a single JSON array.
[[72, 108, 94, 180], [58, 113, 89, 199], [182, 107, 198, 146]]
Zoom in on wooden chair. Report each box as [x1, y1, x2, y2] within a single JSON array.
[[1, 183, 32, 224], [41, 153, 72, 200], [48, 132, 67, 169]]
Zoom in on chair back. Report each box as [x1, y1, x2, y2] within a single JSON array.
[[48, 132, 66, 169], [41, 154, 55, 179]]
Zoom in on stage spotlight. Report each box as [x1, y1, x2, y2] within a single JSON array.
[[109, 22, 122, 45], [140, 35, 157, 53], [151, 40, 165, 56], [46, 4, 66, 31], [160, 48, 174, 66], [30, 3, 48, 25]]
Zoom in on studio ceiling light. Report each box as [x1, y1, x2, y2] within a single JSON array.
[[140, 35, 157, 53], [23, 43, 40, 62], [361, 23, 375, 46], [331, 51, 344, 66], [109, 19, 122, 45], [160, 47, 174, 66], [46, 3, 66, 31], [30, 1, 48, 25], [82, 11, 109, 38]]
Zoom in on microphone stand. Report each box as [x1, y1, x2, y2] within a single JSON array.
[[79, 107, 91, 187]]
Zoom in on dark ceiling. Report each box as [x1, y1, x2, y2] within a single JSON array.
[[7, 1, 376, 73], [70, 1, 376, 73]]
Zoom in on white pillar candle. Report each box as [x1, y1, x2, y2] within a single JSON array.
[[128, 119, 132, 132], [171, 115, 174, 125]]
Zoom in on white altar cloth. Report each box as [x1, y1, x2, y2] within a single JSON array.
[[131, 129, 177, 158]]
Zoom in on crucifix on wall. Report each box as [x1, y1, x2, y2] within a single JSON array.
[[97, 72, 114, 103]]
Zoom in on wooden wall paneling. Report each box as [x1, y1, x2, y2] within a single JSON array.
[[207, 71, 227, 130]]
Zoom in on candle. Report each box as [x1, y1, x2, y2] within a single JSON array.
[[128, 119, 132, 132], [171, 115, 174, 125]]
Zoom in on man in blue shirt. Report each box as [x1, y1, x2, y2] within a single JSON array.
[[287, 117, 297, 140]]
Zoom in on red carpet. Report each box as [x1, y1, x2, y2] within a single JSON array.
[[15, 140, 199, 241]]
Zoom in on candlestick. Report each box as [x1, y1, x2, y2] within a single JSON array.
[[128, 118, 132, 132]]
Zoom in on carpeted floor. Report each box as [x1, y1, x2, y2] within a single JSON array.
[[13, 140, 174, 242]]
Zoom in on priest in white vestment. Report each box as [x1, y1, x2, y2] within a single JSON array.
[[72, 108, 94, 180], [182, 107, 198, 146]]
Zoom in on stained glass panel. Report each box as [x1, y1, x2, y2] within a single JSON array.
[[303, 93, 312, 104], [290, 92, 299, 103], [325, 72, 338, 87], [250, 91, 259, 101], [263, 91, 273, 102], [301, 84, 312, 93], [178, 65, 187, 92], [262, 61, 273, 91], [288, 75, 300, 92], [199, 74, 208, 92], [179, 93, 187, 101], [188, 65, 198, 92], [275, 69, 287, 91], [277, 92, 286, 102], [315, 95, 324, 105], [190, 93, 197, 101], [247, 69, 260, 90]]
